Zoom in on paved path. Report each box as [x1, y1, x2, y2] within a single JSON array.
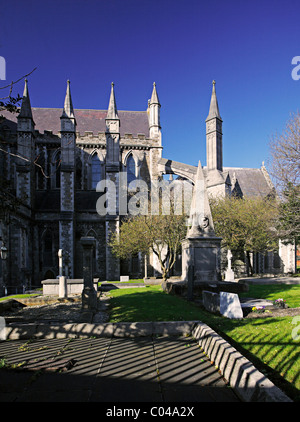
[[0, 335, 240, 402], [238, 276, 300, 285]]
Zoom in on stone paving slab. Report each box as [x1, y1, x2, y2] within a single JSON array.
[[0, 335, 240, 402]]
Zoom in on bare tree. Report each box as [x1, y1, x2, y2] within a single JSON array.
[[0, 68, 62, 180], [268, 111, 300, 193], [268, 112, 300, 246]]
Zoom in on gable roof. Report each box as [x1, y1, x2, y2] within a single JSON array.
[[224, 167, 274, 197]]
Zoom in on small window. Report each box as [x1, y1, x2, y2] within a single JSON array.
[[127, 154, 136, 184], [91, 153, 101, 189]]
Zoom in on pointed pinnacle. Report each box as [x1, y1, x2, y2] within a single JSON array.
[[206, 79, 221, 121], [62, 79, 75, 118], [107, 82, 119, 119], [150, 81, 160, 105], [19, 78, 33, 119]]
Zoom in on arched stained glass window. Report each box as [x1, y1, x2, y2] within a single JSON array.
[[127, 154, 136, 184], [91, 153, 101, 189]]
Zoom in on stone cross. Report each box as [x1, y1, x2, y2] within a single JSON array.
[[225, 249, 235, 282], [227, 249, 233, 270]]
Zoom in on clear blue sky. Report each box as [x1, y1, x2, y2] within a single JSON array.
[[1, 0, 300, 171]]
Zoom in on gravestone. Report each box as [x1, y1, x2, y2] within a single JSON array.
[[81, 237, 98, 312], [224, 249, 235, 282], [120, 275, 129, 282], [220, 291, 243, 319]]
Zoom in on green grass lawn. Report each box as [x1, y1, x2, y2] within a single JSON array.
[[0, 293, 40, 302], [107, 284, 300, 400], [239, 284, 300, 308]]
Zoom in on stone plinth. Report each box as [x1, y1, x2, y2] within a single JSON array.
[[182, 235, 222, 283]]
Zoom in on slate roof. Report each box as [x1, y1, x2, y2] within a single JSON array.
[[0, 108, 150, 137], [224, 167, 274, 198]]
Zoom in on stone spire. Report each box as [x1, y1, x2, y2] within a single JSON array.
[[205, 80, 223, 175], [148, 82, 161, 139], [61, 80, 75, 119], [18, 79, 34, 120], [150, 82, 160, 106], [106, 82, 119, 119], [206, 80, 221, 121]]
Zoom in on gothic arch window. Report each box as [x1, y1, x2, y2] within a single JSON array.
[[91, 152, 102, 189], [36, 148, 46, 190], [126, 153, 136, 184], [52, 149, 61, 189]]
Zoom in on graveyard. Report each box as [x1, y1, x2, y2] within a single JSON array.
[[1, 274, 300, 402]]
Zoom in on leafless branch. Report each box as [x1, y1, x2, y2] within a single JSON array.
[[0, 67, 37, 100]]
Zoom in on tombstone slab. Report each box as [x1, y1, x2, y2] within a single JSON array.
[[220, 291, 243, 319]]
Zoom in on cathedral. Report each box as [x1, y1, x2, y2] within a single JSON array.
[[0, 79, 295, 294]]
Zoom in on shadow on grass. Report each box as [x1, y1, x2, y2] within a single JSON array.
[[108, 289, 202, 323], [108, 288, 300, 401]]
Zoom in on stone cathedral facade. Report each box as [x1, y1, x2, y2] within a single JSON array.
[[0, 79, 295, 293]]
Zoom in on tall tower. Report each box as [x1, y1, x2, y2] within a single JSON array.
[[16, 79, 35, 207], [205, 80, 227, 196], [105, 82, 120, 280], [59, 80, 76, 277], [206, 80, 223, 173]]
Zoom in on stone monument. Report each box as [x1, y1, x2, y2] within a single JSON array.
[[58, 249, 68, 298], [224, 249, 235, 282], [81, 236, 98, 312], [182, 161, 222, 284]]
